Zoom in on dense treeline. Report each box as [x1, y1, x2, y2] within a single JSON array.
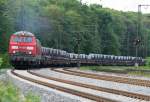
[[1, 0, 150, 58]]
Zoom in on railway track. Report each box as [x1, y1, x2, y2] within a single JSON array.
[[51, 68, 150, 87], [11, 70, 119, 102], [29, 70, 150, 101]]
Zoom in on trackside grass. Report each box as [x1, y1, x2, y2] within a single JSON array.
[[80, 66, 150, 77], [0, 81, 40, 102]]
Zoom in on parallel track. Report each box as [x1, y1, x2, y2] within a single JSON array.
[[52, 68, 150, 87], [11, 70, 118, 102], [29, 70, 150, 101]]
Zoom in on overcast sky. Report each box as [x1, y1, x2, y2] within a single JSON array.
[[82, 0, 150, 13]]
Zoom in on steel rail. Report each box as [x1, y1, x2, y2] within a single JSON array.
[[58, 68, 150, 87]]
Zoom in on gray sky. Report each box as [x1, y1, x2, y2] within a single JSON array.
[[82, 0, 150, 13]]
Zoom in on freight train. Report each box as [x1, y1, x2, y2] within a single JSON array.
[[9, 31, 145, 69]]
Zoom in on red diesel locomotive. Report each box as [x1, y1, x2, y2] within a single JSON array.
[[9, 31, 70, 69], [9, 31, 42, 68]]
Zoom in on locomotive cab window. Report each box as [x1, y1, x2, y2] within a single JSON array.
[[12, 37, 32, 43]]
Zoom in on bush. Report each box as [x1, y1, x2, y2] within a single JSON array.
[[0, 58, 3, 67], [145, 57, 150, 66], [0, 53, 11, 68], [0, 81, 40, 102], [0, 81, 20, 102], [25, 92, 40, 102]]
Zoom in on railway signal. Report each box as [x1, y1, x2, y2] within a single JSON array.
[[134, 38, 141, 67], [134, 39, 141, 46]]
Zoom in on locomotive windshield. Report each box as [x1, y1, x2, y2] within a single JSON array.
[[13, 37, 32, 43]]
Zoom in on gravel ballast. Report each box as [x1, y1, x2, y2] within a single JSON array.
[[34, 68, 150, 96], [16, 70, 141, 102], [7, 70, 93, 102]]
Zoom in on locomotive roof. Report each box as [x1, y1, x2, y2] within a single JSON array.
[[14, 31, 34, 36]]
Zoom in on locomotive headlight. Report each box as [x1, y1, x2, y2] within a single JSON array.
[[27, 46, 33, 50], [13, 51, 16, 53], [11, 46, 18, 49], [29, 51, 32, 54]]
